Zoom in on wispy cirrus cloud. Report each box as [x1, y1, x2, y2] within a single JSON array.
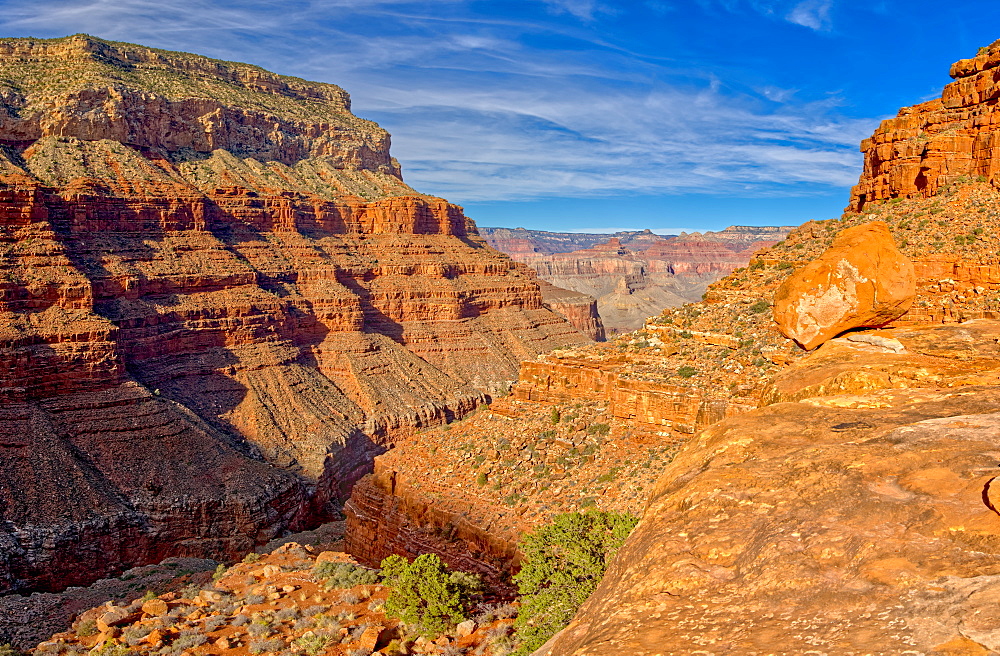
[[540, 0, 610, 21], [0, 0, 874, 205], [785, 0, 834, 30]]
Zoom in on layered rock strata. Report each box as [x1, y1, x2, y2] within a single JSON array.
[[488, 227, 791, 333], [850, 38, 1000, 209], [536, 280, 605, 341], [0, 35, 587, 595]]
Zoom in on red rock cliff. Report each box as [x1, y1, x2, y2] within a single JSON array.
[[849, 39, 1000, 210], [0, 35, 588, 594]]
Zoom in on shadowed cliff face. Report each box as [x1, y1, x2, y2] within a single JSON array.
[[0, 35, 588, 595]]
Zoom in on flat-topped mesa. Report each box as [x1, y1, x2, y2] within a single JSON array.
[[848, 39, 1000, 211], [0, 35, 589, 596], [0, 34, 396, 173]]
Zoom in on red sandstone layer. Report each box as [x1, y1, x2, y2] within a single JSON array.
[[0, 35, 589, 595]]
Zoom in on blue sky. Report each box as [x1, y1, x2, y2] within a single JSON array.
[[0, 0, 995, 232]]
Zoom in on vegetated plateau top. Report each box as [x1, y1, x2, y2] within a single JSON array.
[[0, 33, 365, 126]]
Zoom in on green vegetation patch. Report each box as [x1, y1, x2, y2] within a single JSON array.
[[312, 561, 379, 590], [511, 510, 638, 655], [379, 554, 480, 639]]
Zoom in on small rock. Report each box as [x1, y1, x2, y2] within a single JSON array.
[[141, 598, 169, 616], [357, 625, 385, 651], [96, 607, 138, 632], [455, 619, 476, 637], [199, 590, 223, 603], [214, 637, 231, 649], [281, 585, 297, 593]]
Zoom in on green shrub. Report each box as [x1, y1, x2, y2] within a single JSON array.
[[379, 554, 480, 638], [293, 633, 329, 656], [212, 563, 228, 580], [550, 407, 561, 424], [90, 641, 132, 656], [749, 300, 769, 314], [76, 619, 98, 637], [676, 365, 698, 378], [313, 561, 379, 589], [0, 645, 20, 656], [776, 262, 793, 270], [586, 423, 609, 436], [511, 511, 638, 655], [476, 472, 488, 486]]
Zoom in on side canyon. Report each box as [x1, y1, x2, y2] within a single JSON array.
[[346, 40, 1000, 655]]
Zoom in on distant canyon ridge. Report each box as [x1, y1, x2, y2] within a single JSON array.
[[481, 226, 794, 335]]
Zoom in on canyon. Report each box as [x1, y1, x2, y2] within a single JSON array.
[[483, 226, 792, 334], [13, 31, 1000, 656], [342, 42, 1000, 655], [0, 34, 590, 600]]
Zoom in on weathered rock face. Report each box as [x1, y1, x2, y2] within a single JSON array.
[[0, 35, 587, 595], [536, 280, 606, 341], [773, 221, 916, 349], [543, 321, 1000, 655], [849, 38, 1000, 210], [344, 458, 523, 594]]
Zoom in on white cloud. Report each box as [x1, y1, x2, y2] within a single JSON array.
[[0, 0, 873, 203], [785, 0, 833, 30], [540, 0, 607, 20]]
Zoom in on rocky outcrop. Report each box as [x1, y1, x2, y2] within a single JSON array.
[[0, 35, 588, 595], [848, 38, 1000, 210], [536, 280, 605, 341], [542, 321, 1000, 655], [773, 221, 916, 349], [512, 353, 753, 436]]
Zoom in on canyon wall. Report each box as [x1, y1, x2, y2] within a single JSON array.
[[485, 227, 791, 333], [0, 34, 588, 595]]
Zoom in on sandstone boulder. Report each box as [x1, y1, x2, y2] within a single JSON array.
[[773, 221, 915, 349], [140, 598, 168, 617]]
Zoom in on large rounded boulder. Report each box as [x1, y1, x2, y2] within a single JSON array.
[[773, 221, 915, 350]]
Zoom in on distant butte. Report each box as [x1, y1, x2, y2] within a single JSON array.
[[482, 226, 793, 333]]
